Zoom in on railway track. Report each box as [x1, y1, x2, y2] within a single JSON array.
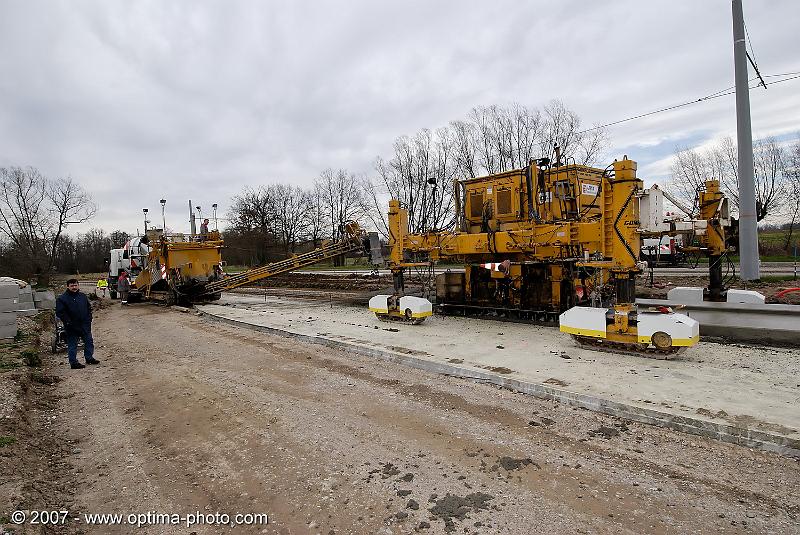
[[227, 283, 800, 348]]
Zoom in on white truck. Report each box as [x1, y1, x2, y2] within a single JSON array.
[[640, 235, 686, 267], [107, 236, 150, 299]]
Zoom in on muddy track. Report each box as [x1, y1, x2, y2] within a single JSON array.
[[0, 368, 79, 534], [7, 303, 798, 534]]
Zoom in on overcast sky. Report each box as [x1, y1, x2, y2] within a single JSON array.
[[1, 1, 798, 236]]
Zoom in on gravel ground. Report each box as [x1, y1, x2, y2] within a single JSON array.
[[2, 303, 799, 534]]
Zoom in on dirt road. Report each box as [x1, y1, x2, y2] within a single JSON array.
[[16, 303, 800, 534]]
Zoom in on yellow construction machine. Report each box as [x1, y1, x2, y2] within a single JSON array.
[[371, 153, 730, 356], [135, 222, 367, 305]]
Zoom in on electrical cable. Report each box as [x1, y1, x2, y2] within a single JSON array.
[[743, 20, 766, 89], [578, 73, 800, 134]]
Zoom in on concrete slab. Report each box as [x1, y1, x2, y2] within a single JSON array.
[[667, 286, 704, 303], [35, 302, 55, 311], [0, 284, 18, 299], [0, 324, 17, 339], [198, 294, 800, 456], [0, 309, 16, 324], [727, 289, 766, 304], [0, 310, 16, 339], [18, 287, 34, 303], [637, 298, 800, 345], [0, 298, 19, 312]]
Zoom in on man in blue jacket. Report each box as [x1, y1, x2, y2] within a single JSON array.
[[55, 279, 100, 369]]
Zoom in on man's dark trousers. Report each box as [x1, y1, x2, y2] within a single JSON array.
[[66, 328, 94, 365]]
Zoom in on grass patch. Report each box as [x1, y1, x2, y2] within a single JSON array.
[[0, 436, 15, 447], [0, 361, 21, 371], [0, 340, 22, 371], [31, 371, 60, 385], [693, 255, 797, 263], [0, 313, 47, 371], [21, 348, 42, 367], [758, 275, 799, 283]]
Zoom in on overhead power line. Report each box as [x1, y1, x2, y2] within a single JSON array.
[[743, 20, 767, 89], [577, 72, 800, 134]]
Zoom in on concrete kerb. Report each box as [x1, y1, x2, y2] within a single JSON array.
[[200, 309, 800, 458]]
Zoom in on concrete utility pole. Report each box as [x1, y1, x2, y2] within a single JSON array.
[[189, 199, 197, 236], [732, 0, 760, 280]]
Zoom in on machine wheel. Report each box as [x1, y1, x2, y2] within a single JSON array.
[[110, 290, 117, 299], [404, 308, 413, 320], [651, 331, 673, 350]]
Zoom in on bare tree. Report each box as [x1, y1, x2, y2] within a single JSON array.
[[48, 176, 96, 271], [316, 169, 365, 241], [0, 167, 95, 282], [449, 119, 479, 179], [360, 175, 391, 239], [226, 186, 279, 265], [751, 137, 785, 222], [315, 169, 365, 265], [109, 230, 131, 248], [304, 183, 327, 248], [469, 106, 501, 174], [271, 184, 309, 255], [668, 136, 786, 222], [540, 100, 579, 160], [713, 136, 739, 209], [364, 101, 605, 236], [74, 228, 111, 273], [669, 146, 716, 214], [372, 129, 458, 235], [228, 186, 276, 234], [783, 137, 800, 249]]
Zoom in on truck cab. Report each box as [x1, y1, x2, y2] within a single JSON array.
[[107, 236, 150, 299]]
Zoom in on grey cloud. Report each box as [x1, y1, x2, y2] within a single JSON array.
[[0, 0, 797, 235]]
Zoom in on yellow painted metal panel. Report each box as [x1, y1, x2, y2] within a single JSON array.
[[559, 324, 606, 338]]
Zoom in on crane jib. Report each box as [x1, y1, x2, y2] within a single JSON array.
[[200, 236, 362, 295]]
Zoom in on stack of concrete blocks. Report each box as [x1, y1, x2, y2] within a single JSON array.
[[34, 290, 56, 311], [0, 282, 19, 339], [16, 285, 37, 316]]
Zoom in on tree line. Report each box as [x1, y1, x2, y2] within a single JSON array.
[[225, 99, 608, 265], [224, 169, 364, 266], [3, 101, 798, 280], [1, 100, 608, 275], [669, 136, 800, 249], [0, 167, 96, 282]]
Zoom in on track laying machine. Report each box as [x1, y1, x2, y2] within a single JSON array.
[[131, 220, 367, 305], [370, 153, 730, 356]]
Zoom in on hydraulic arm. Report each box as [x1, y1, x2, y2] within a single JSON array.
[[201, 222, 366, 296]]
